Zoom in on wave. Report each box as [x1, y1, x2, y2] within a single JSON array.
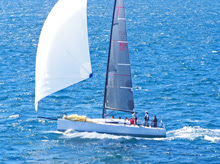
[[167, 126, 220, 143]]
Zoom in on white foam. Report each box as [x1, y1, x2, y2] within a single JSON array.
[[167, 126, 220, 142], [42, 130, 64, 134], [212, 50, 218, 53], [9, 114, 19, 119], [59, 130, 168, 141], [60, 129, 133, 140], [185, 119, 205, 123], [204, 135, 220, 143], [42, 126, 220, 142]]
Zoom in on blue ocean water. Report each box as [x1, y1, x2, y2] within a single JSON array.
[[1, 0, 220, 163]]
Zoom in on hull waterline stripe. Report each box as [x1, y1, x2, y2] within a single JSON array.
[[57, 129, 166, 138]]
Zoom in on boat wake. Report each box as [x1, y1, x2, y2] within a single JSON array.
[[58, 129, 167, 140], [44, 126, 219, 142], [167, 126, 220, 143], [60, 129, 133, 140]]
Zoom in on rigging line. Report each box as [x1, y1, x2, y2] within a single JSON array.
[[89, 0, 111, 48], [63, 0, 111, 113], [63, 84, 75, 111], [37, 116, 58, 121], [103, 0, 117, 118], [104, 110, 115, 118]]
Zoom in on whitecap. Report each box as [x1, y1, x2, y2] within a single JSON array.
[[9, 114, 19, 119], [204, 135, 220, 143], [212, 50, 218, 53]]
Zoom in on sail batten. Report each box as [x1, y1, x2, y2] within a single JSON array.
[[112, 40, 128, 43], [35, 0, 92, 111], [103, 0, 134, 114]]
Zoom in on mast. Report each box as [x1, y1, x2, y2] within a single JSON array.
[[102, 0, 117, 118], [102, 0, 134, 118]]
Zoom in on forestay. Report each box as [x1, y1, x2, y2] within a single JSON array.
[[103, 0, 134, 113], [35, 0, 92, 111]]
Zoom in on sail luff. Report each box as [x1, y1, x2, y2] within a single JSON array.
[[102, 0, 117, 118], [103, 0, 134, 115], [35, 0, 92, 112]]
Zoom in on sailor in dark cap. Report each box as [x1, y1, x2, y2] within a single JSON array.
[[144, 111, 149, 127]]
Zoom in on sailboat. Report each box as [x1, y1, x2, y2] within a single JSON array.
[[35, 0, 166, 138]]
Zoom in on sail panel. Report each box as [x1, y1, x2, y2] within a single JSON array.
[[35, 0, 92, 111], [104, 0, 134, 113]]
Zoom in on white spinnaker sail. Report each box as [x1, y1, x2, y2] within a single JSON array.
[[35, 0, 92, 111]]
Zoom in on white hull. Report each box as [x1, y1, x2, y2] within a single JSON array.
[[57, 119, 166, 138]]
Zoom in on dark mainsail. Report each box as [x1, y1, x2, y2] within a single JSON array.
[[103, 0, 134, 117]]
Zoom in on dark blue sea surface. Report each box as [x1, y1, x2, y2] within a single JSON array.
[[1, 0, 220, 163]]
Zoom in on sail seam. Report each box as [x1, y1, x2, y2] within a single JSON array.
[[117, 63, 130, 66], [120, 86, 132, 89], [112, 40, 128, 43], [115, 6, 124, 8], [118, 18, 126, 20], [108, 73, 130, 77]]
